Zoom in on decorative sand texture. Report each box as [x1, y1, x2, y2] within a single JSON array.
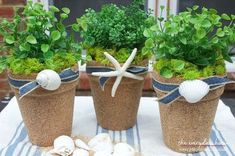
[[153, 72, 225, 153]]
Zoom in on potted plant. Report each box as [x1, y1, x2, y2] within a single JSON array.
[[143, 6, 235, 153], [73, 1, 155, 130], [0, 1, 82, 146]]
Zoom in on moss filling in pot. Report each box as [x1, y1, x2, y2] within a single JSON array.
[[143, 5, 235, 153], [0, 1, 82, 146]]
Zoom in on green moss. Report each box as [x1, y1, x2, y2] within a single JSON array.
[[87, 47, 147, 65], [154, 58, 226, 80]]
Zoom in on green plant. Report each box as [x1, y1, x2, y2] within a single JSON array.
[[0, 1, 82, 75], [144, 6, 235, 79], [73, 0, 155, 64]]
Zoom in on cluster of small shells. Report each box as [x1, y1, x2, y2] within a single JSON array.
[[47, 133, 136, 156]]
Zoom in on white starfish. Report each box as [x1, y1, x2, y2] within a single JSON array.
[[92, 48, 144, 97]]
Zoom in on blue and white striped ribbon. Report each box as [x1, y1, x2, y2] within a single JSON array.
[[8, 68, 79, 99], [152, 76, 235, 105]]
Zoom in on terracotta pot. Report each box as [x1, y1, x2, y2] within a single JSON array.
[[9, 71, 78, 147], [153, 71, 224, 153], [87, 61, 147, 130]]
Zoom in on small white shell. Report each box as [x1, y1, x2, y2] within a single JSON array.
[[113, 143, 136, 156], [179, 80, 210, 103], [94, 151, 113, 156], [72, 149, 89, 156], [36, 69, 61, 90], [88, 133, 113, 154], [51, 135, 75, 156], [74, 139, 90, 150]]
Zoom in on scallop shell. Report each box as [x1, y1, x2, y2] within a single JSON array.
[[88, 133, 113, 154], [74, 139, 90, 151], [113, 143, 136, 156], [179, 80, 210, 103], [50, 135, 75, 156], [72, 149, 89, 156], [36, 69, 61, 90]]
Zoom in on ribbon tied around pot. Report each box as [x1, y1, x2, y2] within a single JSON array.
[[86, 48, 148, 97], [8, 68, 79, 100], [152, 76, 235, 105]]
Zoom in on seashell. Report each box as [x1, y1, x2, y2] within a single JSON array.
[[50, 135, 75, 156], [72, 149, 89, 156], [88, 133, 113, 154], [36, 69, 61, 90], [74, 139, 90, 151], [179, 80, 210, 103], [94, 151, 113, 156], [112, 143, 135, 156]]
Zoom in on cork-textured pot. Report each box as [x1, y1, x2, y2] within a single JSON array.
[[87, 61, 147, 130], [9, 72, 78, 147], [153, 71, 225, 153]]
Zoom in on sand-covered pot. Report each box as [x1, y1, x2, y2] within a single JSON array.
[[8, 70, 78, 147], [153, 71, 225, 153], [87, 61, 147, 131]]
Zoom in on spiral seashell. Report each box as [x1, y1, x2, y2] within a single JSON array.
[[36, 69, 61, 90], [74, 139, 90, 151], [179, 80, 210, 103]]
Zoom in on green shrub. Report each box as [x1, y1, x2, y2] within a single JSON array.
[[74, 0, 155, 64], [0, 1, 82, 75], [144, 6, 235, 79]]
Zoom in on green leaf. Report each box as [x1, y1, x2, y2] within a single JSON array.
[[51, 30, 61, 41], [202, 20, 212, 28], [72, 24, 79, 32], [50, 6, 59, 12], [41, 44, 50, 53], [43, 51, 53, 59], [179, 37, 187, 44], [145, 38, 154, 48], [60, 13, 68, 19], [216, 28, 225, 37], [160, 5, 165, 10], [26, 35, 37, 44], [143, 29, 151, 37], [5, 36, 15, 44], [19, 43, 30, 51], [171, 59, 185, 71], [192, 5, 199, 10], [212, 37, 219, 44], [221, 13, 231, 20], [62, 7, 70, 14], [160, 67, 173, 79], [231, 15, 235, 20], [196, 29, 206, 39]]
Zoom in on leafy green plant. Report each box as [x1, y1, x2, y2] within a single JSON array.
[[0, 1, 81, 75], [144, 6, 235, 79], [73, 0, 155, 64]]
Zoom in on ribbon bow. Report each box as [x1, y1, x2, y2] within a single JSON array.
[[152, 76, 235, 105], [8, 68, 79, 100]]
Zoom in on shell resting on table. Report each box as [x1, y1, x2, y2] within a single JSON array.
[[179, 80, 210, 103], [112, 143, 136, 156], [49, 135, 75, 156], [36, 69, 61, 91]]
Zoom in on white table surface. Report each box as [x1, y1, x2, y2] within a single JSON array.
[[0, 97, 235, 156]]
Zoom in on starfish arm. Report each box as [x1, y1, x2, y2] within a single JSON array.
[[111, 76, 123, 97], [92, 71, 118, 77], [124, 72, 144, 80], [104, 52, 121, 70], [122, 48, 137, 70]]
